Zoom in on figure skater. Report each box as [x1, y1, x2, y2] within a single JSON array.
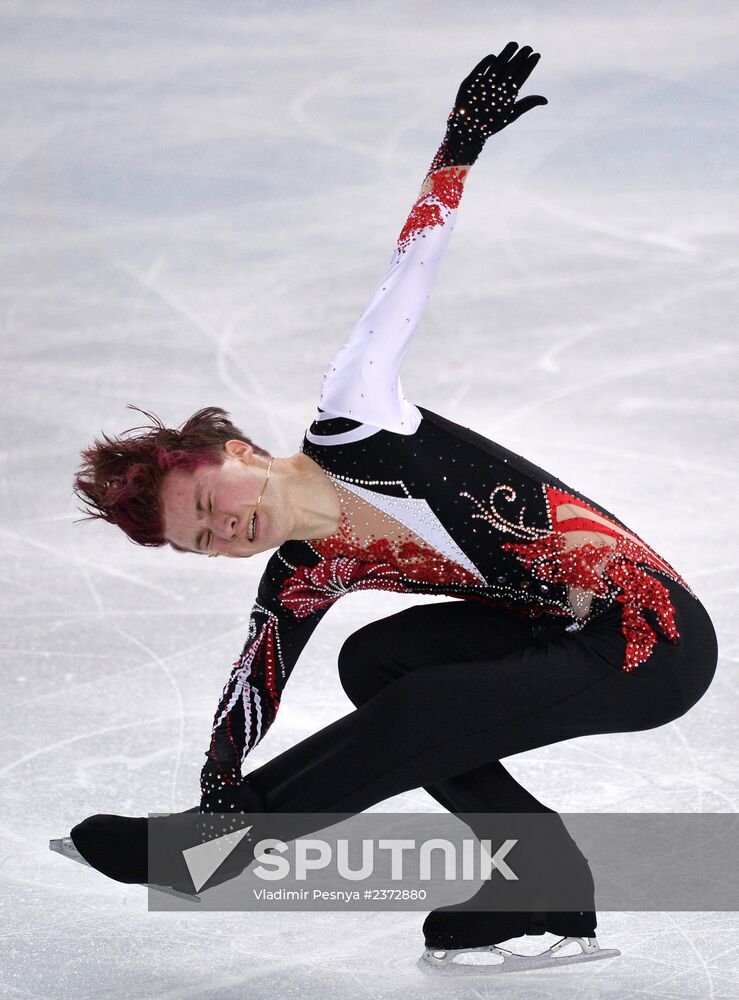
[[63, 43, 718, 974]]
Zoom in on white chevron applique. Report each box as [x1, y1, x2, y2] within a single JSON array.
[[335, 479, 487, 584]]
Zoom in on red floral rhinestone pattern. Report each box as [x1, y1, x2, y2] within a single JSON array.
[[502, 531, 680, 670], [501, 485, 688, 670], [607, 549, 680, 670], [279, 557, 403, 618], [396, 167, 467, 255], [503, 533, 612, 595], [308, 507, 483, 590]]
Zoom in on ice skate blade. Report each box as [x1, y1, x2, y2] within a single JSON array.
[[49, 837, 201, 903], [417, 936, 621, 976], [50, 837, 88, 867]]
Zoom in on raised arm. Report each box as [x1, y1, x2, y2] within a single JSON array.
[[316, 43, 547, 434]]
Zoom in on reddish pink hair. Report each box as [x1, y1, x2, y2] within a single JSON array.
[[74, 406, 268, 548]]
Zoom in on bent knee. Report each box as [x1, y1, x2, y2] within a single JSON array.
[[337, 621, 398, 706]]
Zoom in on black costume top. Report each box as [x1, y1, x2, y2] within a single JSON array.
[[201, 164, 692, 800]]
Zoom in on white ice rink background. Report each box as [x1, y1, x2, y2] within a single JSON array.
[[1, 1, 737, 996]]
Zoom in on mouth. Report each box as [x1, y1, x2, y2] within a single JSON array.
[[247, 510, 258, 543]]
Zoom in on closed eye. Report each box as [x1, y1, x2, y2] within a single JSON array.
[[202, 497, 213, 552]]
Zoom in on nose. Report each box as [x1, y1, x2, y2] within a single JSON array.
[[214, 512, 239, 540]]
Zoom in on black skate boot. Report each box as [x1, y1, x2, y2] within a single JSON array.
[[69, 782, 264, 893], [423, 904, 533, 951], [419, 859, 609, 976], [420, 895, 609, 977]]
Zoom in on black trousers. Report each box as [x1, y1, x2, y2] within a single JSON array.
[[243, 576, 718, 944], [248, 576, 716, 814]]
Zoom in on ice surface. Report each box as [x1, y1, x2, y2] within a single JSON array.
[[1, 0, 738, 997]]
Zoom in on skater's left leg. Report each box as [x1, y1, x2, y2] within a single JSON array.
[[335, 601, 596, 946], [240, 580, 714, 946]]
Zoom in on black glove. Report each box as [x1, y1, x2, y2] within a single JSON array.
[[431, 42, 548, 171], [199, 754, 264, 814]]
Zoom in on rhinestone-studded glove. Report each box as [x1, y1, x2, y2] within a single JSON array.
[[431, 42, 547, 172], [199, 755, 259, 814]]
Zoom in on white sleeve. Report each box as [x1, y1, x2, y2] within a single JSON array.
[[316, 173, 464, 434]]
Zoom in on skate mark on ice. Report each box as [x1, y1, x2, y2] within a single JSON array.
[[289, 72, 388, 165], [490, 346, 737, 434], [537, 275, 734, 375], [562, 441, 739, 484], [0, 714, 208, 781], [107, 622, 187, 812], [114, 260, 291, 454], [0, 527, 183, 600]]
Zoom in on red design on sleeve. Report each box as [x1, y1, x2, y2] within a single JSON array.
[[205, 617, 282, 790], [279, 557, 403, 618], [397, 167, 467, 254]]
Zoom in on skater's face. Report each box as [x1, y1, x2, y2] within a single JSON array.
[[160, 441, 277, 557]]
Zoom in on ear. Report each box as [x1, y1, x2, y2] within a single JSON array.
[[223, 439, 254, 462]]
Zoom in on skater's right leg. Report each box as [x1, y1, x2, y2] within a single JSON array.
[[335, 601, 597, 943]]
